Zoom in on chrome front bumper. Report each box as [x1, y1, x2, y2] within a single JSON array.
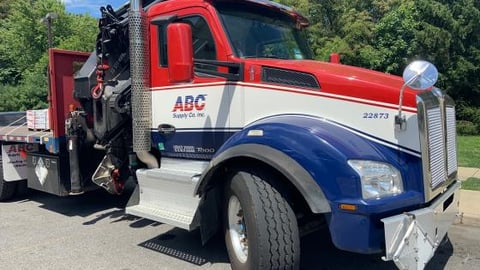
[[381, 181, 460, 270]]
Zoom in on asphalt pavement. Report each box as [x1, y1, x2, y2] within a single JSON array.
[[0, 186, 479, 270]]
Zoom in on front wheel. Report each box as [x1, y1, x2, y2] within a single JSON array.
[[224, 170, 300, 270]]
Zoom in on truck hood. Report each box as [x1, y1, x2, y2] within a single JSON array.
[[245, 59, 422, 109]]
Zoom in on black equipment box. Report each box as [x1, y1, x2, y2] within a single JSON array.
[[27, 152, 70, 196]]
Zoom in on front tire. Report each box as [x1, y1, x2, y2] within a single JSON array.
[[224, 170, 300, 270]]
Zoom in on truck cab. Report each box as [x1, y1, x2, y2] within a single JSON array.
[[0, 0, 460, 269], [122, 1, 458, 269]]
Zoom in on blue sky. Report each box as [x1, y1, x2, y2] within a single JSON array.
[[62, 0, 127, 17]]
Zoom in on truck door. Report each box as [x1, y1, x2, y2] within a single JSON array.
[[150, 10, 241, 160]]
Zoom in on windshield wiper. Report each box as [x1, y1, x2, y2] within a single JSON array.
[[244, 55, 288, 59]]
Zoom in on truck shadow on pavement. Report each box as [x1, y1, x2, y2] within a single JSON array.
[[15, 188, 131, 218], [301, 229, 453, 270], [137, 226, 398, 269], [139, 228, 229, 266], [14, 189, 453, 269], [137, 222, 454, 269]]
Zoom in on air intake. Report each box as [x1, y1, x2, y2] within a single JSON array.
[[262, 67, 320, 90]]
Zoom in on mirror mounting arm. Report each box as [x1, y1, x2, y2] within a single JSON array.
[[396, 74, 420, 131], [396, 61, 438, 131], [395, 113, 407, 131]]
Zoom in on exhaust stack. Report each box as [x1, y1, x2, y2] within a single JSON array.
[[129, 0, 158, 168]]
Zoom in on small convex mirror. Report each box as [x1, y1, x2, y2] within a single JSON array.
[[402, 60, 438, 90]]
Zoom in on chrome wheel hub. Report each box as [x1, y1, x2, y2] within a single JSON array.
[[228, 195, 248, 263]]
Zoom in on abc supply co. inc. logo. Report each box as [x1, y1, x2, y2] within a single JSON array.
[[172, 94, 207, 119]]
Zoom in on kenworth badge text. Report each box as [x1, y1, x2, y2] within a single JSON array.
[[0, 0, 459, 269]]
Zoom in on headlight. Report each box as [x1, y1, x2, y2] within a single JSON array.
[[348, 160, 403, 200]]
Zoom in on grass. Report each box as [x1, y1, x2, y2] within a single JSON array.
[[461, 177, 480, 191], [457, 136, 480, 168]]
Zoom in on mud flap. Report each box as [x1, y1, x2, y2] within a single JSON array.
[[381, 181, 460, 270]]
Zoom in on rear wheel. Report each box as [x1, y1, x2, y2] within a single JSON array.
[[224, 169, 300, 270], [0, 156, 17, 201]]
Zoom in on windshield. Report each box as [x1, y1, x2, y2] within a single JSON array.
[[215, 2, 312, 60]]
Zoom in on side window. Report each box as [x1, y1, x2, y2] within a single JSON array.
[[157, 24, 168, 67], [179, 16, 217, 62], [156, 15, 217, 71]]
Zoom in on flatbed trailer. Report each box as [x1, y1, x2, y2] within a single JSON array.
[[0, 49, 92, 198], [0, 124, 52, 144], [0, 49, 90, 154]]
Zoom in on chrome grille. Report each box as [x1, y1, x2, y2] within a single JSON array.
[[426, 108, 446, 189], [417, 89, 457, 201], [446, 107, 457, 175]]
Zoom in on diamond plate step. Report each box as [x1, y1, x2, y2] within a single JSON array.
[[127, 203, 196, 230], [125, 158, 209, 231]]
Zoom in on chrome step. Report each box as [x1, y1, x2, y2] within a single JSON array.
[[125, 158, 209, 231]]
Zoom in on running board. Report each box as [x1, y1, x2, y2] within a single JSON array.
[[125, 158, 209, 231]]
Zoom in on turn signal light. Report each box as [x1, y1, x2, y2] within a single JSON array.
[[339, 204, 357, 211]]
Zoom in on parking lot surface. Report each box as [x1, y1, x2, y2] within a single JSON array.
[[1, 189, 479, 270]]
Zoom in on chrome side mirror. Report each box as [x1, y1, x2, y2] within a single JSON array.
[[402, 60, 438, 90], [396, 60, 439, 130]]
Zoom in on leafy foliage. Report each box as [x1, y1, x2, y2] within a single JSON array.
[[0, 0, 14, 19], [0, 0, 479, 120], [456, 104, 480, 135], [0, 0, 97, 111], [274, 0, 480, 123]]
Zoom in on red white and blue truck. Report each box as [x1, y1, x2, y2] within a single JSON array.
[[0, 0, 460, 269]]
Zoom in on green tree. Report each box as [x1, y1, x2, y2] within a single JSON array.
[[372, 0, 418, 74], [274, 0, 479, 114], [0, 0, 15, 19], [0, 0, 97, 111]]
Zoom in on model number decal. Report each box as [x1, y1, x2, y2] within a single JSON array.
[[362, 112, 389, 119], [173, 145, 215, 153]]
